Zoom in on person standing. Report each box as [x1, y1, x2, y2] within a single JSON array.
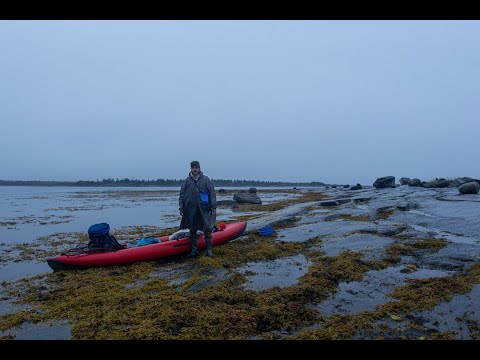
[[179, 161, 217, 257]]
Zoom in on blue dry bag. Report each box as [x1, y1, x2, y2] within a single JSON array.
[[87, 223, 124, 250]]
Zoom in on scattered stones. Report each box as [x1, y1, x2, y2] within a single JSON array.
[[422, 178, 449, 188]]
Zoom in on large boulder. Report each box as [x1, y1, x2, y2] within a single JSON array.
[[408, 178, 422, 187], [373, 176, 395, 189], [459, 181, 480, 195], [233, 193, 262, 204], [399, 177, 410, 185]]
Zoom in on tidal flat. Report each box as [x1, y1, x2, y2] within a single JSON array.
[[1, 185, 479, 340]]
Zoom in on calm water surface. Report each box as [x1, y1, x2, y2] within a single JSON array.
[[0, 186, 298, 244]]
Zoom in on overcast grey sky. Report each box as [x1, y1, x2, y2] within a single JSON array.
[[1, 20, 479, 185]]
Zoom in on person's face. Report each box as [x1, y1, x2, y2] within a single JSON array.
[[191, 165, 200, 176]]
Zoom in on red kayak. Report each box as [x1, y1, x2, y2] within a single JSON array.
[[47, 221, 247, 271]]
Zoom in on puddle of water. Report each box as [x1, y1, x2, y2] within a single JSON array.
[[238, 254, 311, 291], [0, 292, 31, 316], [320, 233, 394, 259], [355, 205, 370, 210], [0, 261, 52, 281], [309, 209, 331, 214], [416, 284, 480, 339], [276, 221, 375, 243], [410, 224, 480, 245], [0, 321, 72, 340], [408, 210, 436, 218], [353, 284, 480, 339], [313, 265, 453, 316]]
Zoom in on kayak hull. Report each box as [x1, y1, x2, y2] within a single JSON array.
[[47, 221, 247, 271]]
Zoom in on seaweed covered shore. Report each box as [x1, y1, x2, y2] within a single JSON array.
[[1, 186, 480, 340]]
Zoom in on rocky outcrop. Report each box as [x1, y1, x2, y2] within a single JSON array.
[[422, 178, 449, 188], [373, 176, 395, 189], [398, 177, 479, 188], [233, 193, 262, 204], [350, 184, 362, 190], [319, 199, 351, 207]]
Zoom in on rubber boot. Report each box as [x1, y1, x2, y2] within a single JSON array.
[[187, 234, 198, 258], [205, 233, 213, 257]]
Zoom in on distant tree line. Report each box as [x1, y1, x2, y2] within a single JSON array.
[[0, 178, 325, 187]]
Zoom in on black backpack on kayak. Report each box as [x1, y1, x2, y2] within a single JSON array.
[[87, 223, 124, 251]]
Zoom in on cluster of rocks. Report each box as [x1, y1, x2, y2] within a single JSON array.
[[325, 184, 363, 190], [373, 176, 480, 194]]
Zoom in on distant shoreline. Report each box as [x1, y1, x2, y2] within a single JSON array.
[[0, 179, 326, 187]]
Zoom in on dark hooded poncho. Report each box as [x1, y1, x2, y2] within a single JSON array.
[[178, 171, 217, 231]]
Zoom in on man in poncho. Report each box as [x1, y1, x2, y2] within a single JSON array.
[[179, 161, 217, 257]]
